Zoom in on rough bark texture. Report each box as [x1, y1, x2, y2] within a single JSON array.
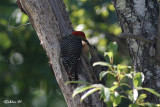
[[111, 0, 160, 103], [17, 0, 105, 107]]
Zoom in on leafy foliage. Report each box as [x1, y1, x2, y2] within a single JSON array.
[[69, 42, 160, 107]]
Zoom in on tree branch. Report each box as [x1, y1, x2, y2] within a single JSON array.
[[111, 0, 160, 103], [17, 0, 105, 106]]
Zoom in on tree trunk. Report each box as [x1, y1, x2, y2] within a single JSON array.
[[17, 0, 106, 107], [111, 0, 160, 103]]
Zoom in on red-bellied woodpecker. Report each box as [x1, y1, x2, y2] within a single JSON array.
[[60, 31, 87, 79]]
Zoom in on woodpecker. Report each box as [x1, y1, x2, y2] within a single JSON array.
[[60, 31, 87, 79]]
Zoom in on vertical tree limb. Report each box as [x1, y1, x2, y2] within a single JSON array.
[[111, 0, 160, 103], [17, 0, 105, 107]]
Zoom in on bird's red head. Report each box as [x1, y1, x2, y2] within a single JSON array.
[[72, 31, 86, 39]]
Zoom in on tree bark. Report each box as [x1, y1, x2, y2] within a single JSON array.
[[111, 0, 160, 103], [17, 0, 105, 107]]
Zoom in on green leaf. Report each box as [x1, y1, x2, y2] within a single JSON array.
[[133, 80, 139, 88], [104, 52, 113, 59], [133, 72, 142, 88], [106, 71, 116, 76], [137, 94, 147, 101], [110, 86, 118, 91], [114, 92, 121, 106], [106, 100, 113, 107], [93, 61, 112, 67], [137, 94, 146, 103], [117, 64, 132, 69], [127, 90, 134, 101], [111, 92, 121, 106], [125, 73, 133, 79], [139, 102, 157, 107], [129, 104, 140, 107], [103, 88, 110, 102], [108, 42, 118, 56], [93, 62, 113, 71], [72, 85, 93, 98], [91, 84, 105, 88], [100, 88, 105, 100], [72, 84, 105, 98], [21, 14, 29, 24], [119, 74, 125, 80], [0, 32, 11, 49], [81, 88, 100, 102], [137, 87, 160, 97], [104, 52, 113, 63], [99, 71, 108, 81], [120, 83, 131, 88], [65, 81, 90, 85]]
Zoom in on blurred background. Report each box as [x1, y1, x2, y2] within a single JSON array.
[[0, 0, 131, 107]]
